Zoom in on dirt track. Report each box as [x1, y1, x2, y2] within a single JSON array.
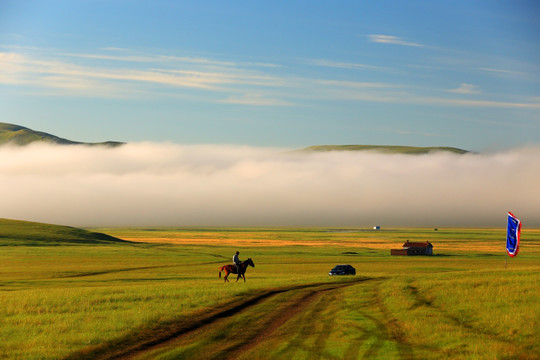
[[65, 278, 398, 360], [120, 280, 370, 360]]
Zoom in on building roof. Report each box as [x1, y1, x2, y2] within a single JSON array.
[[403, 240, 433, 248]]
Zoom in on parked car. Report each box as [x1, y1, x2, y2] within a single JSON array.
[[328, 264, 356, 276]]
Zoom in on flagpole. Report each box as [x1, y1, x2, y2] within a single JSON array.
[[505, 214, 508, 270]]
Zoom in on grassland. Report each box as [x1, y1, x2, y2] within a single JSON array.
[[0, 220, 538, 359]]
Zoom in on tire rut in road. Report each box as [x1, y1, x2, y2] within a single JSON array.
[[372, 282, 415, 360], [221, 283, 348, 360]]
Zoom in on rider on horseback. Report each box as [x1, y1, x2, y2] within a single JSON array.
[[219, 255, 254, 283], [233, 251, 241, 274]]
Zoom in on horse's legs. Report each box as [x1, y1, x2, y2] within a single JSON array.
[[224, 270, 230, 283]]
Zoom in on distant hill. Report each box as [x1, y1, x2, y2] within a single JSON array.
[[0, 218, 130, 246], [298, 145, 469, 154], [0, 122, 124, 147]]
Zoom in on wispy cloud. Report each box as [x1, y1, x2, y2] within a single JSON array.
[[368, 34, 424, 47], [220, 93, 294, 106], [448, 83, 480, 94], [303, 58, 379, 70], [151, 68, 283, 87], [0, 51, 284, 98], [65, 50, 281, 69], [0, 44, 41, 51], [61, 52, 160, 63], [0, 52, 220, 91], [421, 97, 540, 109], [316, 79, 402, 90], [100, 47, 131, 52], [1, 49, 539, 110], [480, 67, 525, 76], [321, 81, 540, 109]]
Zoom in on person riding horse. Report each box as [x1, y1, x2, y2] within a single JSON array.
[[219, 257, 255, 282]]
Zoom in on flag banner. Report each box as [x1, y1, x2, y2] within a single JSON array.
[[506, 212, 521, 257]]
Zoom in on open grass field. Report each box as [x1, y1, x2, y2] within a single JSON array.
[[1, 220, 539, 359]]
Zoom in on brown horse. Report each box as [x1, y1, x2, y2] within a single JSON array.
[[218, 258, 255, 282]]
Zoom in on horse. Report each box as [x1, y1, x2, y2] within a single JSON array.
[[218, 258, 255, 282]]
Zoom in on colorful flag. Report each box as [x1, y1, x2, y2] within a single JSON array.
[[506, 212, 521, 257]]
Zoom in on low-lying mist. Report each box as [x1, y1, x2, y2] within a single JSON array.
[[1, 143, 538, 227]]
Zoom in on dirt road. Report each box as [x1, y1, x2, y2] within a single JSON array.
[[65, 277, 412, 360]]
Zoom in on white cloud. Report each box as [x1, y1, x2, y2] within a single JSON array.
[[480, 67, 524, 76], [342, 90, 540, 109], [61, 52, 160, 63], [316, 79, 401, 90], [65, 50, 280, 69], [304, 58, 379, 70], [1, 50, 539, 110], [419, 96, 540, 109], [220, 93, 294, 106], [449, 83, 480, 94], [368, 34, 424, 47], [0, 143, 539, 227], [0, 51, 284, 97], [101, 47, 132, 52]]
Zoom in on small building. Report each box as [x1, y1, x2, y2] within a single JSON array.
[[373, 226, 381, 230], [391, 240, 433, 256]]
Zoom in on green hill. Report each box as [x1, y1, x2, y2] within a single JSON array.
[[298, 145, 469, 154], [0, 218, 130, 246], [0, 122, 124, 147]]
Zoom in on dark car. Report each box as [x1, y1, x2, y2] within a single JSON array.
[[328, 264, 356, 276]]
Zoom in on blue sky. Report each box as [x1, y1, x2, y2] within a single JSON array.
[[1, 0, 539, 150]]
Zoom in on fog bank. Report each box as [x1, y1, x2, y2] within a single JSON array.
[[1, 143, 539, 227]]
